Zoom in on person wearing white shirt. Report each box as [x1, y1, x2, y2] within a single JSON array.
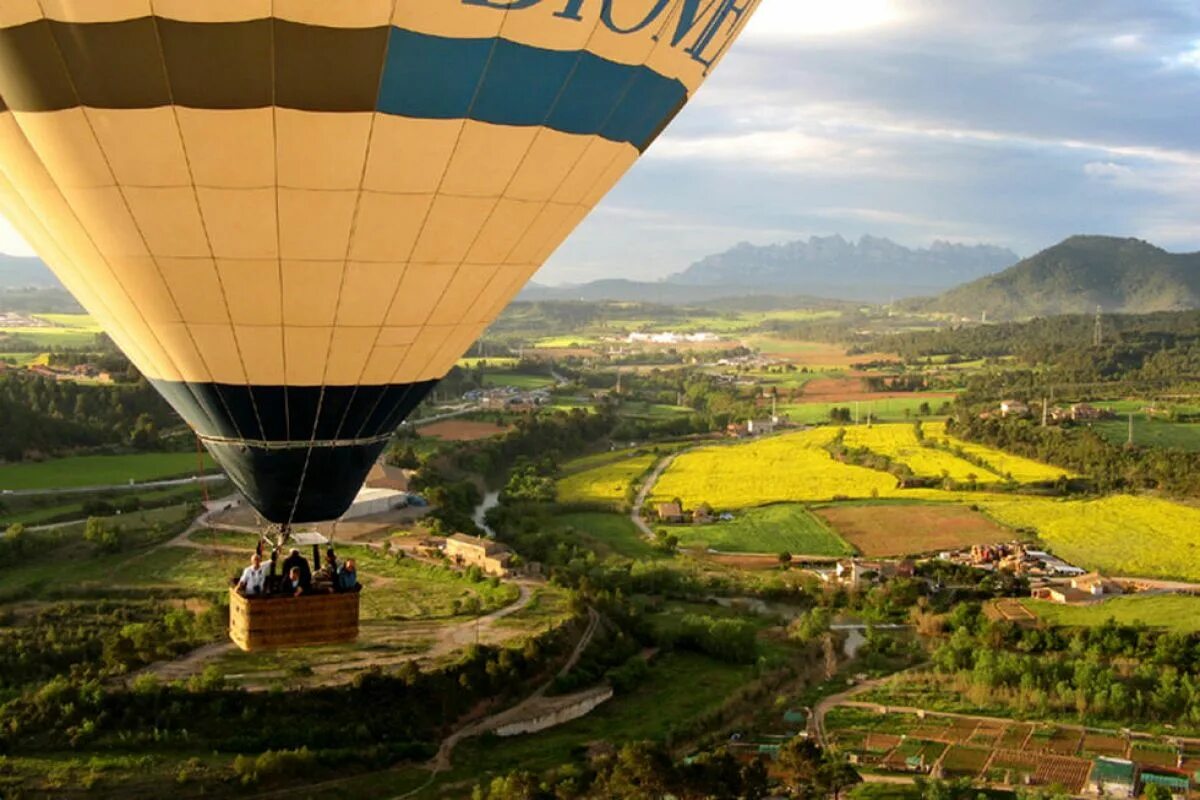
[[237, 552, 269, 596]]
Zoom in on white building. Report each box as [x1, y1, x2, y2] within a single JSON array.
[[341, 487, 408, 520]]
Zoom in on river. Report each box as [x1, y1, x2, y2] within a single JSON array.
[[473, 490, 501, 538]]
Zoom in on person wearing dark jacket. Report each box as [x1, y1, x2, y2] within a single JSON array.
[[280, 548, 311, 592]]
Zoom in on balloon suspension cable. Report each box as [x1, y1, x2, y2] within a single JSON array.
[[194, 433, 210, 504]]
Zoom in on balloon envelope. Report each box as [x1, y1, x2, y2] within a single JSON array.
[[0, 0, 759, 523]]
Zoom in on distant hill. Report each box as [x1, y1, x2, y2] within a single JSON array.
[[912, 236, 1200, 319], [0, 254, 58, 289], [526, 235, 1019, 303], [669, 235, 1018, 295]]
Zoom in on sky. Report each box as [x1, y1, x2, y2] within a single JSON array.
[[0, 0, 1197, 286], [542, 0, 1200, 284]]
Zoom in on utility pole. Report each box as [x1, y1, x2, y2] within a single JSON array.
[[1042, 397, 1049, 427], [1094, 305, 1103, 347], [854, 401, 860, 425], [1128, 412, 1134, 447]]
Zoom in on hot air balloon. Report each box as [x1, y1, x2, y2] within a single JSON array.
[[0, 0, 759, 645]]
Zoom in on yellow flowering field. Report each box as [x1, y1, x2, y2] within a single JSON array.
[[650, 429, 900, 509], [557, 452, 657, 507], [924, 421, 1067, 483], [842, 424, 996, 482], [978, 494, 1200, 581]]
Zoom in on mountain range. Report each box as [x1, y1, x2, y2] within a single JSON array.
[[523, 235, 1019, 303], [0, 254, 60, 289]]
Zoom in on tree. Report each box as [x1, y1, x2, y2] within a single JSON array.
[[3, 522, 26, 556], [1144, 784, 1172, 800], [83, 516, 119, 553], [778, 551, 793, 569]]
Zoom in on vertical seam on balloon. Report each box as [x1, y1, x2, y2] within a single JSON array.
[[147, 1, 269, 444], [324, 0, 402, 446], [28, 0, 236, 441], [418, 11, 611, 378], [0, 124, 149, 371], [344, 13, 513, 440], [285, 0, 403, 526], [269, 0, 290, 443]]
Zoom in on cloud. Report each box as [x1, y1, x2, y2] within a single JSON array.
[[1083, 162, 1135, 179], [742, 0, 909, 41], [0, 217, 35, 258]]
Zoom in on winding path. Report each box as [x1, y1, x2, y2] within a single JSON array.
[[630, 450, 686, 539]]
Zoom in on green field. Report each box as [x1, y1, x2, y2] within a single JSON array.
[[672, 503, 854, 556], [0, 452, 216, 491], [551, 512, 663, 560], [1091, 419, 1200, 451], [616, 401, 694, 420], [481, 373, 556, 390], [1023, 594, 1200, 634], [0, 481, 222, 526], [449, 652, 755, 780]]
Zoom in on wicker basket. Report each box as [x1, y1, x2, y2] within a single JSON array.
[[229, 588, 360, 651]]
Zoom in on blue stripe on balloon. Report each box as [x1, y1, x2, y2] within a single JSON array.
[[378, 28, 687, 151]]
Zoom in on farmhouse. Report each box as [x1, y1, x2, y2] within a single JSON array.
[[999, 399, 1029, 417], [747, 419, 776, 436], [1032, 585, 1096, 605], [365, 462, 415, 493], [692, 503, 714, 524], [1070, 573, 1123, 598], [656, 502, 685, 523], [1088, 758, 1136, 799], [445, 533, 513, 577], [1071, 403, 1113, 421]]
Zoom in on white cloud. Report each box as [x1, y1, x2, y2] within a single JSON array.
[[742, 0, 908, 41], [0, 215, 35, 258], [1164, 40, 1200, 69], [1083, 161, 1135, 179]]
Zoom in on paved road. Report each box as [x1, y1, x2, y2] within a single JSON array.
[[406, 403, 481, 427]]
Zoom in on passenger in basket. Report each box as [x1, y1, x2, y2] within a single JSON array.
[[313, 548, 339, 593], [236, 552, 269, 596], [283, 566, 307, 597], [336, 559, 359, 592], [280, 548, 311, 591]]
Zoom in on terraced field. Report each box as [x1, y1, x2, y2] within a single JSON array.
[[651, 429, 899, 509], [925, 422, 1067, 483], [842, 424, 997, 482]]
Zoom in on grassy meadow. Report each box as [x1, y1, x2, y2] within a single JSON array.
[[672, 503, 853, 556], [0, 452, 216, 491], [1023, 594, 1200, 634]]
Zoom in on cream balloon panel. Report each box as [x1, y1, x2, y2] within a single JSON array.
[[0, 104, 626, 387]]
